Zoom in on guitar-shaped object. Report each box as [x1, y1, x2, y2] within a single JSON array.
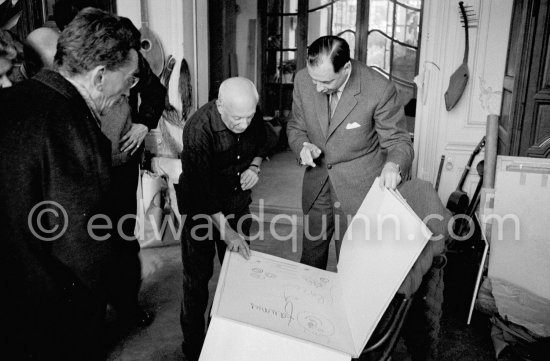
[[139, 0, 164, 77], [444, 1, 477, 111], [446, 136, 485, 215]]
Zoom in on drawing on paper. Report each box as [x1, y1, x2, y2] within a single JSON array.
[[283, 284, 335, 305], [303, 275, 330, 288], [298, 311, 335, 337]]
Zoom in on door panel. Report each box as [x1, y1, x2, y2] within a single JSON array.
[[501, 0, 550, 156]]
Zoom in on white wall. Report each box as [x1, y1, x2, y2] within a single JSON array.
[[414, 0, 514, 203], [117, 0, 209, 112]]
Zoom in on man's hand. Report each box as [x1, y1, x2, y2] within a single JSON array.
[[300, 142, 322, 167], [120, 123, 149, 154], [379, 162, 402, 190], [223, 227, 251, 260], [241, 168, 259, 190]]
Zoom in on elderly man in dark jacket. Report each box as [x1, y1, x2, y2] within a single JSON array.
[[0, 8, 139, 361]]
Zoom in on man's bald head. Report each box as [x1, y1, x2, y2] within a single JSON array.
[[216, 77, 259, 133], [24, 27, 59, 77], [218, 77, 259, 109]]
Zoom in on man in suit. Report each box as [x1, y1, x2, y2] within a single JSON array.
[[287, 35, 413, 270], [0, 8, 139, 360]]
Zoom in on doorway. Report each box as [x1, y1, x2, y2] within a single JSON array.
[[258, 0, 423, 137]]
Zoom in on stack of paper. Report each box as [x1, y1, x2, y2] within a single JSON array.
[[200, 180, 432, 361]]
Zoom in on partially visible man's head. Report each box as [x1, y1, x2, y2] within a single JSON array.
[[0, 29, 19, 88], [55, 7, 139, 115], [216, 77, 259, 134], [306, 36, 351, 94], [24, 27, 59, 78]]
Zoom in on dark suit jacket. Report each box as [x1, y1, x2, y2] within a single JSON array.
[[287, 60, 413, 215], [0, 70, 115, 359]]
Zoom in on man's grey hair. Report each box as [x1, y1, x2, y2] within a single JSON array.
[[54, 7, 137, 76]]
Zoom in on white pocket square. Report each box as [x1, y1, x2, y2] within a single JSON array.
[[346, 122, 361, 129]]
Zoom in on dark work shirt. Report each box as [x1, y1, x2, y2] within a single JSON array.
[[179, 100, 268, 216]]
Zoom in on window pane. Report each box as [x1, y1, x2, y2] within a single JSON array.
[[267, 33, 282, 51], [369, 0, 394, 35], [266, 7, 282, 50], [332, 0, 357, 34], [309, 0, 334, 10], [395, 5, 420, 46], [286, 0, 298, 13], [395, 5, 407, 43], [267, 51, 297, 84], [337, 31, 356, 58], [333, 0, 357, 57], [392, 43, 417, 83], [267, 0, 298, 13], [283, 16, 298, 48], [367, 31, 391, 73], [308, 6, 332, 44], [396, 0, 422, 10]]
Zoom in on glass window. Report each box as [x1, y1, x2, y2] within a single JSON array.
[[308, 3, 332, 44], [263, 0, 300, 116], [365, 0, 422, 109], [261, 0, 422, 121], [308, 0, 357, 58], [367, 30, 392, 73]]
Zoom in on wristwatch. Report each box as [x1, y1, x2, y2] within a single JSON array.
[[249, 164, 261, 175]]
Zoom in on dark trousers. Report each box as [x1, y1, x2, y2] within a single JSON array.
[[106, 155, 143, 319], [180, 205, 252, 361], [301, 177, 348, 270]]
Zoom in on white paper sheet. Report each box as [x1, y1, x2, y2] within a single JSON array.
[[215, 251, 355, 354], [199, 317, 350, 361], [338, 185, 432, 354], [203, 179, 432, 359]]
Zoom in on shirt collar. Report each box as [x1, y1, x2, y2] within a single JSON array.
[[63, 76, 103, 127], [334, 63, 352, 99]]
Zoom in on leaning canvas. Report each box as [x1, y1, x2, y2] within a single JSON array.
[[200, 179, 432, 361]]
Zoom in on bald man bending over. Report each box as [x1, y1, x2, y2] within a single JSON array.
[[178, 77, 269, 361]]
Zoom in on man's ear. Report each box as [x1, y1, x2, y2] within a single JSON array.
[[344, 61, 351, 73], [216, 99, 224, 115], [91, 65, 106, 91]]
